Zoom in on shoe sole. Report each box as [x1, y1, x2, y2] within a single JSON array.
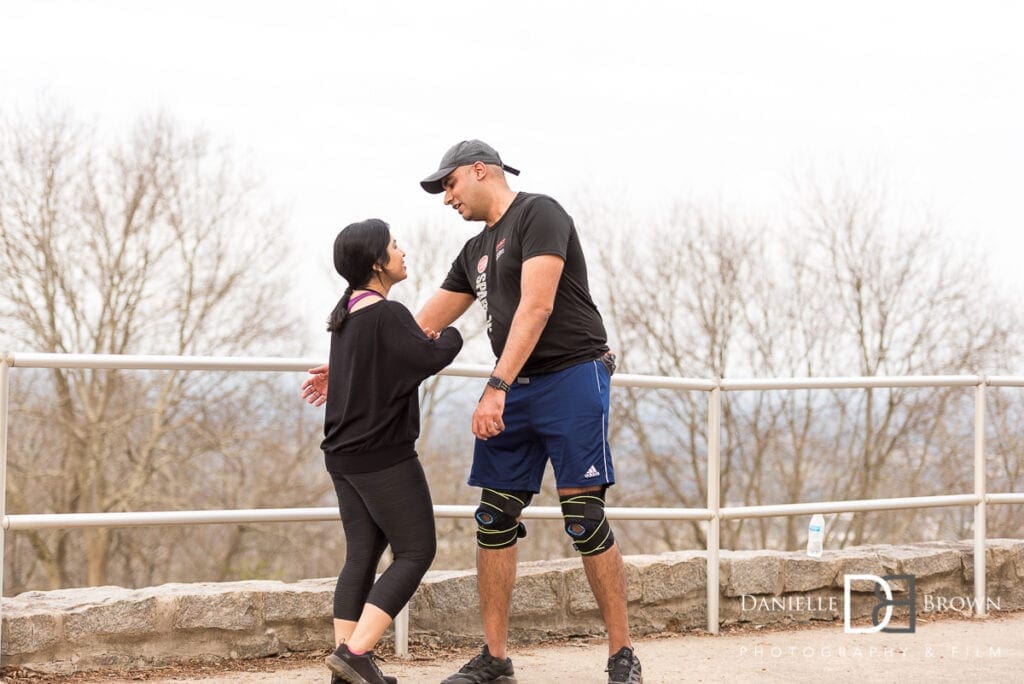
[[325, 653, 376, 684], [607, 672, 643, 684]]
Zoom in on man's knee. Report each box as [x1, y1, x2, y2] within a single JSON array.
[[475, 488, 533, 549], [559, 488, 615, 556]]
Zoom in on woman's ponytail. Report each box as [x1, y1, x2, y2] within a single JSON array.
[[327, 286, 354, 332]]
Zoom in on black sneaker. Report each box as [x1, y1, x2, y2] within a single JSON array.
[[332, 675, 397, 684], [326, 643, 393, 684], [331, 672, 398, 684], [331, 671, 395, 684], [606, 646, 642, 684], [440, 645, 517, 683]]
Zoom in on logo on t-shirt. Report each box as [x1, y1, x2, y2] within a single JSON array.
[[496, 238, 506, 261], [475, 256, 490, 333]]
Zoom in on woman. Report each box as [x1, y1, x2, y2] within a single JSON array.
[[303, 219, 462, 684]]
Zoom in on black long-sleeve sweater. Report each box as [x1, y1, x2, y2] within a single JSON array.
[[321, 300, 463, 473]]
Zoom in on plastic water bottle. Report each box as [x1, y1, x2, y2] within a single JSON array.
[[806, 514, 824, 557]]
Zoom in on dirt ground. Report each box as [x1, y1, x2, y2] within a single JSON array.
[[5, 611, 1022, 683]]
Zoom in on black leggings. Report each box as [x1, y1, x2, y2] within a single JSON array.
[[327, 457, 436, 620]]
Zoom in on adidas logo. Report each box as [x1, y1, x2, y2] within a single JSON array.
[[583, 465, 600, 478]]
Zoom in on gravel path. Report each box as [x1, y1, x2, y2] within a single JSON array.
[[49, 611, 1024, 683]]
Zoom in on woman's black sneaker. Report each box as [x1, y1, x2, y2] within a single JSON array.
[[331, 675, 397, 684], [440, 644, 517, 683], [326, 643, 394, 684], [331, 672, 397, 684], [606, 646, 642, 684]]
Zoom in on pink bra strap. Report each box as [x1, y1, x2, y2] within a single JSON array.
[[346, 290, 385, 312]]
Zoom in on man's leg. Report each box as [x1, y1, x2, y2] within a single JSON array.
[[582, 541, 631, 654], [545, 362, 641, 681], [478, 545, 518, 659], [559, 485, 632, 655], [441, 487, 528, 683], [472, 487, 532, 658], [447, 376, 539, 683]]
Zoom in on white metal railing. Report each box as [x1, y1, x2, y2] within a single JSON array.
[[1, 352, 1022, 658]]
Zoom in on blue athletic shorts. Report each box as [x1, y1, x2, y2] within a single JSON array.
[[469, 358, 615, 492]]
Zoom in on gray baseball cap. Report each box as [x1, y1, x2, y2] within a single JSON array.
[[420, 139, 520, 194]]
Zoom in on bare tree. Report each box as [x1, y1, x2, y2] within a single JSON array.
[[0, 104, 308, 589], [792, 174, 1013, 545], [986, 388, 1024, 538], [583, 176, 1018, 554], [5, 119, 1017, 591], [587, 202, 761, 550]]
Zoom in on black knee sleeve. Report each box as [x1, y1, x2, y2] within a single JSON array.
[[475, 488, 532, 550], [559, 489, 615, 556]]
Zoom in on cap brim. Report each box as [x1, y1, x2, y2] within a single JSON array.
[[420, 165, 457, 194]]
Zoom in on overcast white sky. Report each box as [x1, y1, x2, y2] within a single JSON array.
[[2, 0, 1022, 355]]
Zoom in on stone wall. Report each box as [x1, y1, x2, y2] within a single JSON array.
[[4, 540, 1023, 675]]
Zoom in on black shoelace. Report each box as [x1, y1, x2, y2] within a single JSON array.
[[462, 652, 490, 672], [606, 649, 635, 678]]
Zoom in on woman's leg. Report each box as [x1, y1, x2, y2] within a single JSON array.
[[346, 457, 437, 653], [327, 467, 388, 646]]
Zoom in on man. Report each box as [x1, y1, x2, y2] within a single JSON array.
[[416, 140, 642, 684]]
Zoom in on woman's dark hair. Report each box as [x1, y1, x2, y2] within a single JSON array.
[[326, 218, 391, 332]]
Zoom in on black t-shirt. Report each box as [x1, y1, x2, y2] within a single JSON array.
[[321, 300, 463, 473], [441, 192, 608, 376]]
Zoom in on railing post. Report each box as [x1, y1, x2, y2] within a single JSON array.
[[1, 353, 11, 663], [706, 384, 721, 634], [973, 380, 987, 618], [394, 604, 410, 657], [380, 547, 409, 656]]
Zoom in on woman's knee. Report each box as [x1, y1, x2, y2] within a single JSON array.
[[393, 534, 436, 568]]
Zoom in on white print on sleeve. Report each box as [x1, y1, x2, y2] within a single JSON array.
[[475, 254, 491, 333]]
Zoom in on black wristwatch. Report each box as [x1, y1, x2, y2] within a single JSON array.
[[487, 375, 512, 392]]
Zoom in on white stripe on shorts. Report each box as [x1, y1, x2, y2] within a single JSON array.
[[592, 360, 610, 483]]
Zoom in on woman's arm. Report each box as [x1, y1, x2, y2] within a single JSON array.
[[384, 303, 464, 388], [301, 289, 473, 407]]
